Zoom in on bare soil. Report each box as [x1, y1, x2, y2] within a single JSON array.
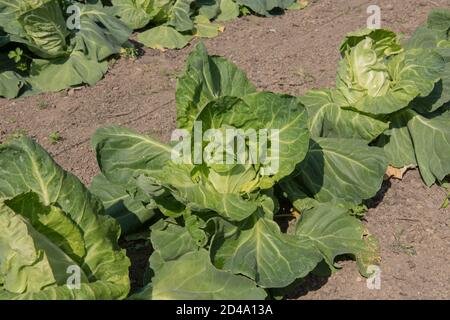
[[1, 0, 449, 299]]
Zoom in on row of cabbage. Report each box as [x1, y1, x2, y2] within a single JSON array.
[[0, 0, 306, 98]]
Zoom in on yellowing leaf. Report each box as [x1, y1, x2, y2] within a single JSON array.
[[194, 15, 223, 38], [384, 165, 416, 180]]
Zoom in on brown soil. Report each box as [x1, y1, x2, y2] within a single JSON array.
[[1, 0, 449, 299]]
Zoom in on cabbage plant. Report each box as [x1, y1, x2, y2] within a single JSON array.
[[297, 9, 450, 187], [378, 9, 450, 186], [0, 0, 131, 98], [91, 44, 380, 299], [91, 44, 311, 228], [0, 137, 130, 299], [335, 28, 443, 115]]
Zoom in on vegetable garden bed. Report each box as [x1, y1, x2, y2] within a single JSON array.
[[1, 0, 450, 300]]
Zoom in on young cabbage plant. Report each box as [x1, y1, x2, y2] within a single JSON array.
[[91, 92, 311, 228], [0, 137, 130, 299], [90, 43, 309, 232], [92, 44, 379, 299], [296, 13, 450, 188]]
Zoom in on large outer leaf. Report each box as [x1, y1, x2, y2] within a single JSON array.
[[409, 62, 450, 113], [216, 0, 239, 21], [6, 192, 87, 262], [282, 138, 387, 210], [92, 126, 173, 187], [137, 25, 193, 50], [0, 51, 23, 99], [150, 220, 200, 268], [235, 0, 295, 16], [1, 193, 91, 295], [0, 0, 20, 24], [406, 26, 448, 52], [376, 112, 417, 168], [132, 215, 212, 300], [17, 0, 69, 59], [176, 43, 256, 130], [378, 107, 450, 186], [406, 14, 450, 113], [89, 173, 157, 235], [75, 4, 132, 62], [0, 138, 130, 300], [0, 201, 80, 299], [92, 126, 258, 222], [295, 204, 379, 275], [427, 8, 450, 31], [406, 108, 450, 186], [211, 214, 322, 288], [27, 52, 108, 93], [194, 15, 222, 38], [110, 0, 153, 29], [147, 0, 176, 24], [299, 89, 388, 142], [0, 71, 22, 98], [146, 250, 267, 300], [196, 0, 220, 20], [131, 217, 200, 300], [145, 214, 213, 279], [167, 0, 194, 32], [0, 0, 30, 36]]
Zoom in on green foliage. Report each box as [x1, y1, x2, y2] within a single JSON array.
[[107, 0, 300, 50], [298, 9, 450, 187], [0, 0, 308, 97], [0, 137, 130, 299], [2, 7, 449, 302], [92, 43, 380, 299], [0, 0, 132, 98], [281, 138, 387, 211], [49, 131, 62, 144]]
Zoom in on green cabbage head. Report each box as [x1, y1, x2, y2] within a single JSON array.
[[335, 28, 444, 115]]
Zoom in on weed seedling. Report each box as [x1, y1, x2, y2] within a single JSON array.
[[392, 229, 417, 256], [120, 47, 139, 60], [37, 100, 51, 110], [49, 131, 62, 144], [5, 128, 28, 142]]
